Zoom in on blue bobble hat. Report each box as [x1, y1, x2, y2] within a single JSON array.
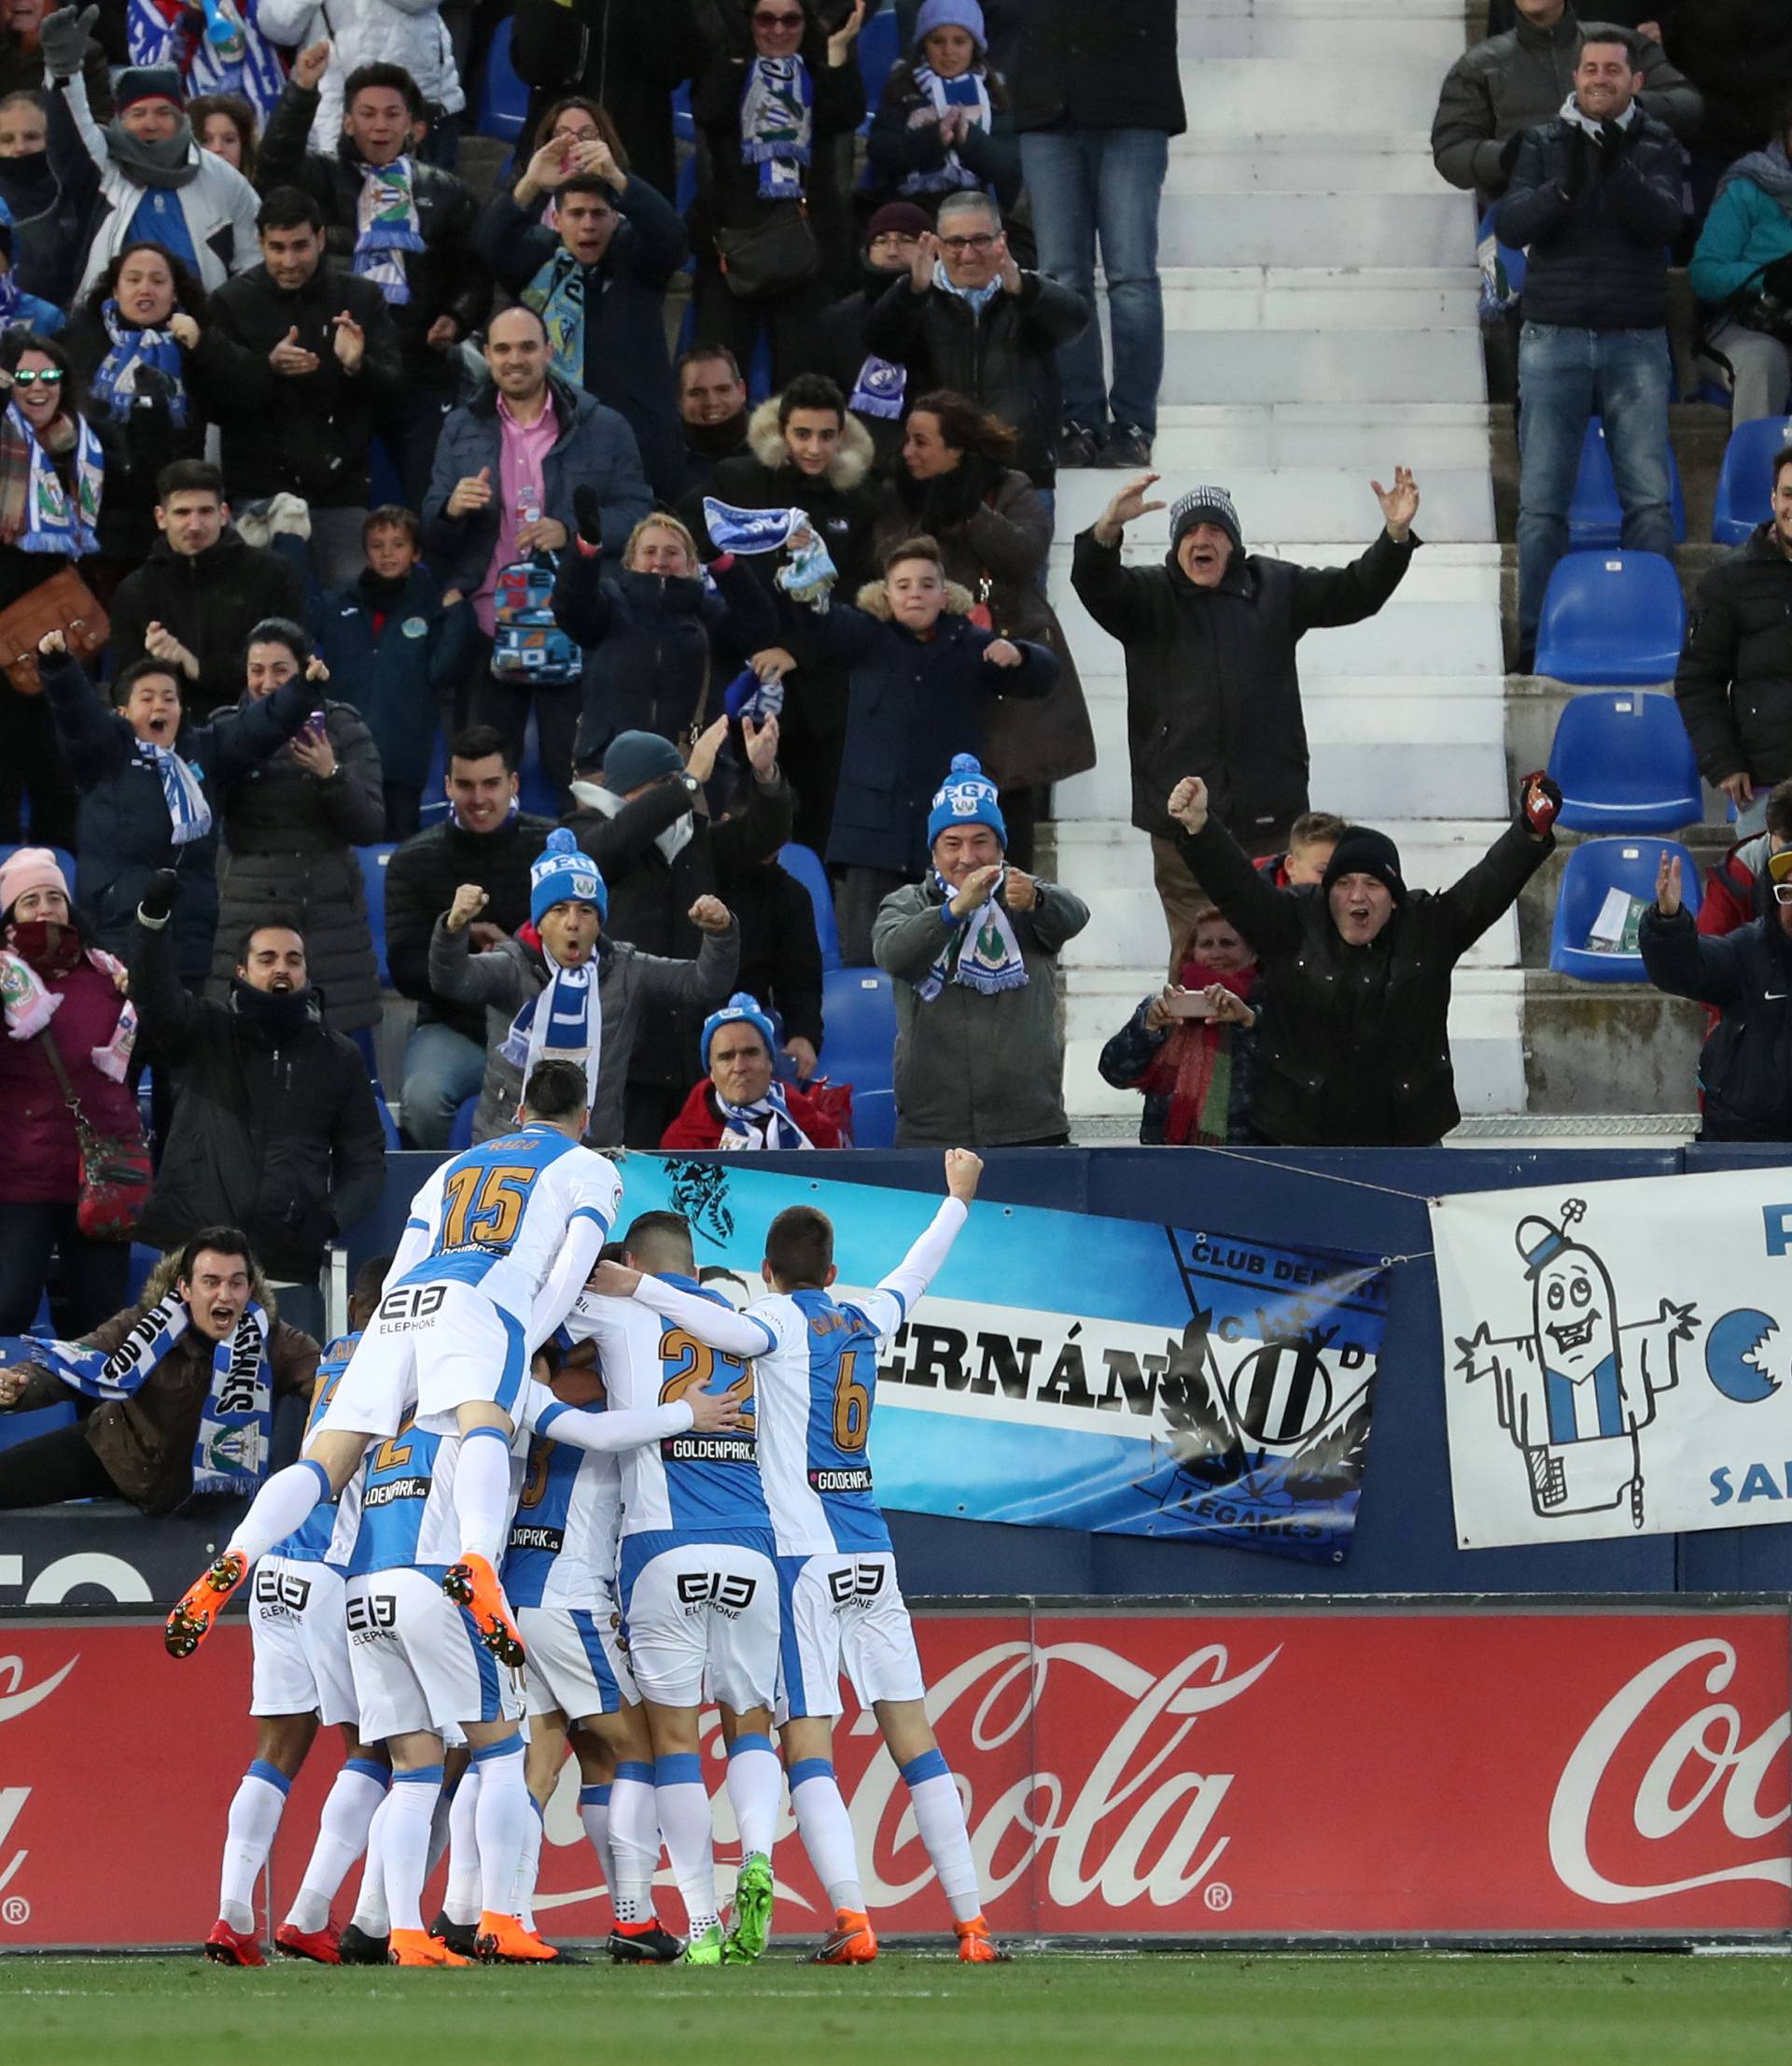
[[913, 0, 987, 54], [529, 826, 608, 926], [701, 991, 777, 1069], [926, 752, 1006, 849]]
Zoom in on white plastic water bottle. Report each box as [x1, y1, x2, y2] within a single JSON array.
[[516, 480, 542, 526]]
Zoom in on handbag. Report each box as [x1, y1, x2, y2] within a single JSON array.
[[717, 202, 819, 301], [36, 1023, 153, 1241], [0, 566, 108, 695], [801, 1075, 854, 1147]]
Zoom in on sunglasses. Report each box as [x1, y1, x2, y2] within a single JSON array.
[[754, 8, 804, 22], [10, 367, 63, 386]]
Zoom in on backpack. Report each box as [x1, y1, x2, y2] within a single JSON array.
[[491, 555, 581, 686]]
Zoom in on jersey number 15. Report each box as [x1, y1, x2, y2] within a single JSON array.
[[441, 1162, 537, 1252]]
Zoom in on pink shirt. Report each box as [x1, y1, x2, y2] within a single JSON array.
[[474, 387, 561, 636]]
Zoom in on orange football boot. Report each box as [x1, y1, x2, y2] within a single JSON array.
[[955, 1916, 1011, 1963], [388, 1928, 469, 1967], [441, 1553, 526, 1666], [166, 1550, 247, 1657], [807, 1909, 878, 1964], [475, 1912, 560, 1962]]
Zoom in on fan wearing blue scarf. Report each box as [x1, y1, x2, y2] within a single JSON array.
[[497, 826, 608, 1117], [700, 991, 816, 1149]]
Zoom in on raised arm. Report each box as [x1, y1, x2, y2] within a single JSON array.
[[1169, 779, 1305, 957], [609, 1270, 778, 1359], [1432, 775, 1560, 958], [37, 645, 131, 784]]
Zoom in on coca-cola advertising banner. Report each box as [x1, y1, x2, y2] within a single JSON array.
[[1436, 1168, 1792, 1548], [2, 1601, 1786, 1947], [639, 1158, 1393, 1561]]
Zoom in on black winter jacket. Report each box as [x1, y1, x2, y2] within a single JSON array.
[[256, 85, 488, 381], [383, 810, 557, 1045], [724, 850, 824, 1054], [1641, 903, 1792, 1141], [1009, 0, 1185, 135], [861, 270, 1089, 489], [1071, 523, 1419, 844], [206, 264, 403, 505], [1178, 812, 1554, 1147], [131, 907, 386, 1279], [1675, 524, 1792, 789], [40, 652, 313, 978], [1495, 108, 1685, 330], [109, 530, 306, 721]]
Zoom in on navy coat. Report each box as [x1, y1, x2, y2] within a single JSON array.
[[308, 565, 476, 791]]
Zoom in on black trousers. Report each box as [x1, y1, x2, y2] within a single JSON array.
[[0, 1420, 114, 1509], [473, 676, 580, 817], [0, 1200, 132, 1337]]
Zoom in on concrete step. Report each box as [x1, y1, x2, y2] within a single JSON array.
[[1178, 14, 1465, 62], [1159, 190, 1476, 269], [1065, 399, 1491, 471], [1165, 134, 1453, 194], [1063, 593, 1502, 680], [1156, 265, 1478, 330], [1160, 327, 1483, 405], [1176, 60, 1448, 135], [1049, 465, 1496, 545]]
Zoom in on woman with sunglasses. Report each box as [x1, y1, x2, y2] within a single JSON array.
[[0, 328, 101, 848], [688, 0, 868, 386]]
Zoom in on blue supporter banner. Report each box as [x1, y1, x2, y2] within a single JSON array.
[[623, 1158, 1395, 1563]]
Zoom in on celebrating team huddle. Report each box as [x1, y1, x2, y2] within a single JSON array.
[[166, 1055, 1001, 1969]]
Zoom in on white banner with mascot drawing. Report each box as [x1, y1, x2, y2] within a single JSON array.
[[1433, 1168, 1792, 1547]]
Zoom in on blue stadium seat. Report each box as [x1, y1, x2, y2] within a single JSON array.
[[356, 844, 396, 987], [1546, 691, 1703, 834], [372, 1086, 401, 1151], [1475, 209, 1525, 297], [850, 1087, 896, 1148], [518, 715, 558, 821], [1568, 417, 1687, 549], [449, 1095, 478, 1150], [671, 78, 695, 144], [419, 727, 449, 826], [0, 1399, 76, 1452], [1713, 415, 1792, 546], [476, 16, 529, 143], [821, 966, 897, 1096], [857, 5, 901, 127], [1533, 551, 1686, 686], [1548, 836, 1701, 983], [777, 842, 842, 971]]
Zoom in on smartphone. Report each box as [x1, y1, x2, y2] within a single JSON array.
[[1164, 988, 1217, 1020], [302, 708, 328, 740]]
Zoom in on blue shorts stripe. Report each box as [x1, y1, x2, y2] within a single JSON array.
[[569, 1608, 621, 1711], [460, 1605, 503, 1721], [900, 1747, 949, 1788], [776, 1553, 813, 1719], [246, 1759, 292, 1795], [493, 1309, 527, 1416], [655, 1753, 702, 1787]]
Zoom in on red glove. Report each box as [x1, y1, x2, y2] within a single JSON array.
[[1520, 770, 1562, 837]]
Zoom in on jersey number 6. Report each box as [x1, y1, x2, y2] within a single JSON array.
[[833, 1348, 871, 1454]]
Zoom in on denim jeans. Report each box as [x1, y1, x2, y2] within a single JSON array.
[[1516, 323, 1675, 650], [1020, 128, 1169, 437], [400, 1020, 487, 1147]]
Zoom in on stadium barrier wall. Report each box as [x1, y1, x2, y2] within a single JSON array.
[[0, 1595, 1786, 1949], [6, 1146, 1792, 1610]]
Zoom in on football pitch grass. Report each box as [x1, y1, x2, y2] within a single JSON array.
[[4, 1949, 1789, 2065]]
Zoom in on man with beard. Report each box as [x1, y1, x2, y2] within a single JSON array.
[[128, 875, 386, 1335]]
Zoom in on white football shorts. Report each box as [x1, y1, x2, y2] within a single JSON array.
[[774, 1552, 925, 1723], [319, 1280, 528, 1441], [344, 1567, 525, 1742], [248, 1554, 357, 1727], [618, 1532, 779, 1712], [519, 1598, 637, 1721]]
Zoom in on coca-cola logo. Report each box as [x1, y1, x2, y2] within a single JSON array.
[[1549, 1638, 1792, 1903]]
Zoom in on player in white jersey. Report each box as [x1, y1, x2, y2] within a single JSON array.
[[568, 1212, 803, 1966], [203, 1257, 388, 1968], [749, 1150, 1009, 1963], [339, 1345, 741, 1965], [167, 1059, 623, 1674]]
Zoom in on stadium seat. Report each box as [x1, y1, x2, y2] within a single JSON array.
[[1533, 552, 1686, 686], [1475, 209, 1525, 298], [476, 16, 529, 143], [449, 1095, 477, 1150], [1545, 692, 1703, 834], [356, 844, 396, 987], [821, 966, 897, 1096], [1713, 415, 1792, 546], [850, 1086, 896, 1148], [671, 78, 695, 143], [517, 715, 558, 821], [1548, 836, 1701, 983], [0, 1399, 76, 1452], [857, 6, 900, 127], [1567, 417, 1687, 549], [777, 842, 842, 970], [419, 727, 449, 825]]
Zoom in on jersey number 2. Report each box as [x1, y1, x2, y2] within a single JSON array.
[[441, 1162, 536, 1251]]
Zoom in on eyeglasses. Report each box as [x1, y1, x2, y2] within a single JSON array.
[[9, 367, 63, 386], [1774, 883, 1792, 907], [753, 8, 804, 22], [939, 233, 997, 254]]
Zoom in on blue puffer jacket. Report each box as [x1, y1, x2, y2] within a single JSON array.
[[308, 564, 476, 791], [1689, 166, 1792, 311], [1496, 107, 1685, 330], [39, 649, 314, 977], [550, 544, 779, 766], [421, 372, 652, 597]]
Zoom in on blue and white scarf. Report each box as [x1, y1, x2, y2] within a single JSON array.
[[136, 738, 211, 843], [716, 1082, 813, 1150], [777, 527, 836, 608], [916, 867, 1028, 1002], [847, 353, 906, 420], [36, 1289, 273, 1496], [933, 257, 1001, 312], [128, 0, 287, 118], [7, 402, 103, 556], [501, 944, 602, 1115], [353, 157, 425, 306], [90, 300, 189, 429], [524, 246, 586, 382], [903, 63, 991, 195], [0, 274, 17, 325], [739, 55, 813, 199], [703, 496, 805, 555]]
